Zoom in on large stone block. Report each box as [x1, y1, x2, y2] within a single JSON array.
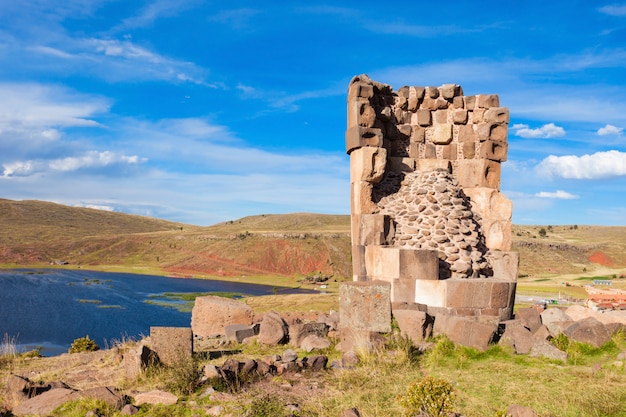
[[339, 281, 391, 333], [464, 188, 512, 222], [454, 159, 501, 189], [462, 141, 476, 159], [348, 82, 374, 100], [484, 107, 510, 124], [433, 315, 497, 351], [351, 245, 367, 279], [417, 109, 432, 126], [393, 309, 433, 343], [441, 84, 462, 99], [515, 308, 543, 333], [345, 126, 383, 154], [191, 296, 253, 338], [414, 279, 515, 312], [415, 159, 452, 173], [149, 327, 192, 366], [351, 181, 377, 214], [258, 311, 288, 345], [392, 278, 417, 303], [430, 123, 453, 145], [477, 123, 509, 142], [352, 214, 394, 246], [347, 98, 370, 129], [446, 280, 493, 309], [476, 94, 500, 108], [479, 140, 508, 162], [350, 146, 387, 183], [453, 109, 468, 124], [364, 246, 439, 281]]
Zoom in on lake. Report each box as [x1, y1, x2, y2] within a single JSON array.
[[0, 269, 311, 356]]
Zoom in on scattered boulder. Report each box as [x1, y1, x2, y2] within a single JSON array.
[[563, 317, 612, 348], [434, 315, 498, 351], [290, 321, 329, 347], [73, 386, 124, 409], [499, 321, 534, 354], [540, 308, 571, 326], [122, 344, 158, 380], [300, 334, 331, 352], [12, 388, 76, 417], [393, 308, 433, 343], [149, 327, 192, 366], [134, 389, 178, 406], [191, 296, 253, 338], [258, 312, 289, 345], [515, 307, 543, 333], [529, 339, 567, 362]]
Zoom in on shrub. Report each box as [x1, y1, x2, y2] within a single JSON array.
[[399, 375, 455, 417], [68, 335, 99, 353]]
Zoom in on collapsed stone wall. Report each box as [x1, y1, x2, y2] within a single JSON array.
[[346, 74, 518, 320]]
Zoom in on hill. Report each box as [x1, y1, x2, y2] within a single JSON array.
[[0, 199, 624, 284]]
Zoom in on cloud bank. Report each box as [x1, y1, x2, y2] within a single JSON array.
[[537, 150, 626, 179]]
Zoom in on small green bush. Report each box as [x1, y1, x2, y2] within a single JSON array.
[[399, 375, 455, 417], [68, 335, 99, 353]]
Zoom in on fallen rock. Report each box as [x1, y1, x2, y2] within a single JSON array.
[[191, 296, 253, 338], [289, 321, 329, 347], [258, 312, 289, 345], [564, 317, 612, 348], [529, 339, 567, 362], [12, 388, 76, 417], [515, 307, 543, 333], [134, 389, 178, 406], [540, 308, 571, 326], [300, 334, 331, 352], [72, 386, 124, 409], [499, 321, 534, 354]]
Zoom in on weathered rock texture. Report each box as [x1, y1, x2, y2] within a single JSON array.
[[345, 75, 518, 343]]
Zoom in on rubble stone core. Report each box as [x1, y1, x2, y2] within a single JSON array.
[[346, 74, 518, 321]]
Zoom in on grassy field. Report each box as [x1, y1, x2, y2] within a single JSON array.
[[3, 324, 626, 417]]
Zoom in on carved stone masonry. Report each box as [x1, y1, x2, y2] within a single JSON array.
[[345, 74, 518, 321]]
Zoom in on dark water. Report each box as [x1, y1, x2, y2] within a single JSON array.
[[0, 269, 309, 356]]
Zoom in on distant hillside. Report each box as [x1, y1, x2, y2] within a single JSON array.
[[0, 199, 624, 281], [0, 199, 188, 245]]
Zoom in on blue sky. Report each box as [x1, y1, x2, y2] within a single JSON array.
[[1, 1, 625, 226]]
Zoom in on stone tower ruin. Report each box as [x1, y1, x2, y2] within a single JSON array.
[[346, 74, 518, 321]]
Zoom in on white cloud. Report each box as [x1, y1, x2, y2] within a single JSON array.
[[2, 151, 145, 178], [48, 151, 144, 172], [597, 124, 623, 135], [1, 161, 38, 178], [537, 150, 626, 179], [535, 190, 579, 199], [512, 123, 565, 138], [73, 203, 115, 212], [0, 83, 108, 130], [598, 5, 626, 16]]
